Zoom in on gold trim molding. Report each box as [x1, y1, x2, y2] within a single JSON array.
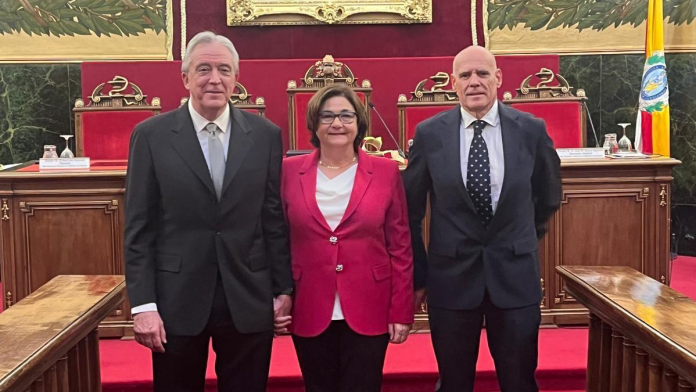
[[226, 0, 432, 26]]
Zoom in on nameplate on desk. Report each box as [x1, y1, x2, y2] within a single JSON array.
[[39, 158, 90, 171], [556, 148, 606, 159]]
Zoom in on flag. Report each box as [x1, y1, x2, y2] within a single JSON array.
[[634, 0, 670, 156]]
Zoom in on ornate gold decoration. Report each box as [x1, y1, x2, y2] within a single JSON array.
[[471, 0, 478, 46], [660, 275, 666, 284], [515, 68, 576, 98], [290, 55, 368, 89], [398, 94, 408, 103], [180, 97, 189, 107], [226, 0, 432, 26], [75, 98, 85, 108], [577, 89, 586, 98], [361, 137, 405, 164], [1, 199, 9, 221], [659, 185, 667, 207], [503, 91, 513, 100], [151, 97, 161, 107], [540, 278, 545, 306], [255, 97, 265, 105], [5, 291, 11, 309], [644, 187, 650, 194], [180, 0, 187, 59], [85, 76, 158, 108], [405, 72, 458, 103]]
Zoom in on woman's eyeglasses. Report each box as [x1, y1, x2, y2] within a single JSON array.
[[319, 111, 357, 124]]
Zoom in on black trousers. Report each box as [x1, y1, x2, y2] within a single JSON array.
[[152, 274, 273, 392], [429, 294, 541, 392], [292, 320, 390, 392]]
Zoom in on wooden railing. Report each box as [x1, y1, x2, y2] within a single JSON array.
[[0, 275, 125, 392], [557, 266, 695, 392]]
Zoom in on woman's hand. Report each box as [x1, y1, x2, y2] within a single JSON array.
[[388, 323, 411, 344]]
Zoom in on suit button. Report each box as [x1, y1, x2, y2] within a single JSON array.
[[336, 264, 344, 272], [329, 236, 338, 245]]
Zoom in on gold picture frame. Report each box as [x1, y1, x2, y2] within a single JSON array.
[[226, 0, 432, 26]]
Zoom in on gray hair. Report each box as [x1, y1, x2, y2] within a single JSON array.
[[181, 31, 240, 74]]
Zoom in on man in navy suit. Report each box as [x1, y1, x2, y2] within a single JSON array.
[[403, 45, 561, 392]]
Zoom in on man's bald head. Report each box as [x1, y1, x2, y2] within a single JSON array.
[[451, 45, 502, 119]]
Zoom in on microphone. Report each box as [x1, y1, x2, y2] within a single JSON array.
[[581, 101, 600, 148], [368, 102, 405, 159]]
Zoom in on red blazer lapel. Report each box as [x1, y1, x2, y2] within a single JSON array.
[[338, 149, 373, 228], [299, 150, 332, 232]]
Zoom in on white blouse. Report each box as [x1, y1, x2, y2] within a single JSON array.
[[316, 164, 357, 320]]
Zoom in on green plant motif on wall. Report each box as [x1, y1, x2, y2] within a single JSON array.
[[488, 0, 696, 32], [0, 0, 166, 37]]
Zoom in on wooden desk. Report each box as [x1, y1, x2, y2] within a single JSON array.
[[0, 164, 127, 337], [556, 266, 695, 391], [0, 157, 680, 336], [542, 157, 680, 325], [0, 275, 124, 392]]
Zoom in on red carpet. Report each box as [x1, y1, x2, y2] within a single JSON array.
[[1, 256, 695, 391], [100, 328, 588, 392]]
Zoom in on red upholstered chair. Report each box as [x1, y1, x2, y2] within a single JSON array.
[[503, 68, 588, 148], [287, 55, 372, 150], [74, 76, 161, 160], [397, 72, 459, 155], [180, 82, 267, 116]]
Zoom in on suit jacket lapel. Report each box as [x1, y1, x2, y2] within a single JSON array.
[[221, 105, 254, 197], [338, 149, 372, 228], [299, 150, 332, 232], [170, 105, 216, 197], [441, 106, 478, 214], [495, 102, 521, 212]]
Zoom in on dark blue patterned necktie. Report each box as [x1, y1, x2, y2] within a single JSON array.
[[466, 120, 493, 225]]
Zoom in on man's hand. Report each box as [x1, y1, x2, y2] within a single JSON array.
[[388, 323, 411, 344], [273, 294, 292, 336], [414, 288, 427, 313], [133, 311, 166, 353]]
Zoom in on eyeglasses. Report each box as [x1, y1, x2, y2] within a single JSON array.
[[318, 111, 357, 124]]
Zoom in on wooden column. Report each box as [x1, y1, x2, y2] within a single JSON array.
[[587, 313, 602, 392], [634, 347, 649, 392]]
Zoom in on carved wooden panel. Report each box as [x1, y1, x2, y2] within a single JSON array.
[[554, 187, 649, 306], [16, 199, 122, 295]]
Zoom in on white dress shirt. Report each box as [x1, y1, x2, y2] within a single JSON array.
[[316, 164, 358, 320], [459, 100, 505, 212], [131, 100, 232, 315]]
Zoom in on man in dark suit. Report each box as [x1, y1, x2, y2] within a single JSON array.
[[124, 31, 293, 392], [403, 46, 561, 392]]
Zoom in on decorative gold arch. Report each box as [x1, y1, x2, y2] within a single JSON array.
[[225, 0, 432, 26]]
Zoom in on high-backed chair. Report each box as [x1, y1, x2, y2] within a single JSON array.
[[74, 76, 161, 160], [287, 55, 372, 150], [397, 72, 458, 155], [180, 81, 266, 116], [503, 68, 589, 148]]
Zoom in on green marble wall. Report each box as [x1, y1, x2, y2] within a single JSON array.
[[0, 64, 81, 164], [561, 53, 696, 254]]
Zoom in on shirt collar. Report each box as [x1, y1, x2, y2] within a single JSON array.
[[188, 99, 230, 133], [460, 100, 500, 130]]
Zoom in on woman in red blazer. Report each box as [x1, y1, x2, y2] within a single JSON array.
[[279, 84, 414, 392]]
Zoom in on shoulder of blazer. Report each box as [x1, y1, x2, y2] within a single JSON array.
[[367, 154, 400, 177], [282, 154, 306, 172], [132, 105, 183, 136], [235, 107, 281, 135], [416, 105, 461, 133]]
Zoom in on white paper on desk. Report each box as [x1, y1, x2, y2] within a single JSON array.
[[607, 152, 650, 159]]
